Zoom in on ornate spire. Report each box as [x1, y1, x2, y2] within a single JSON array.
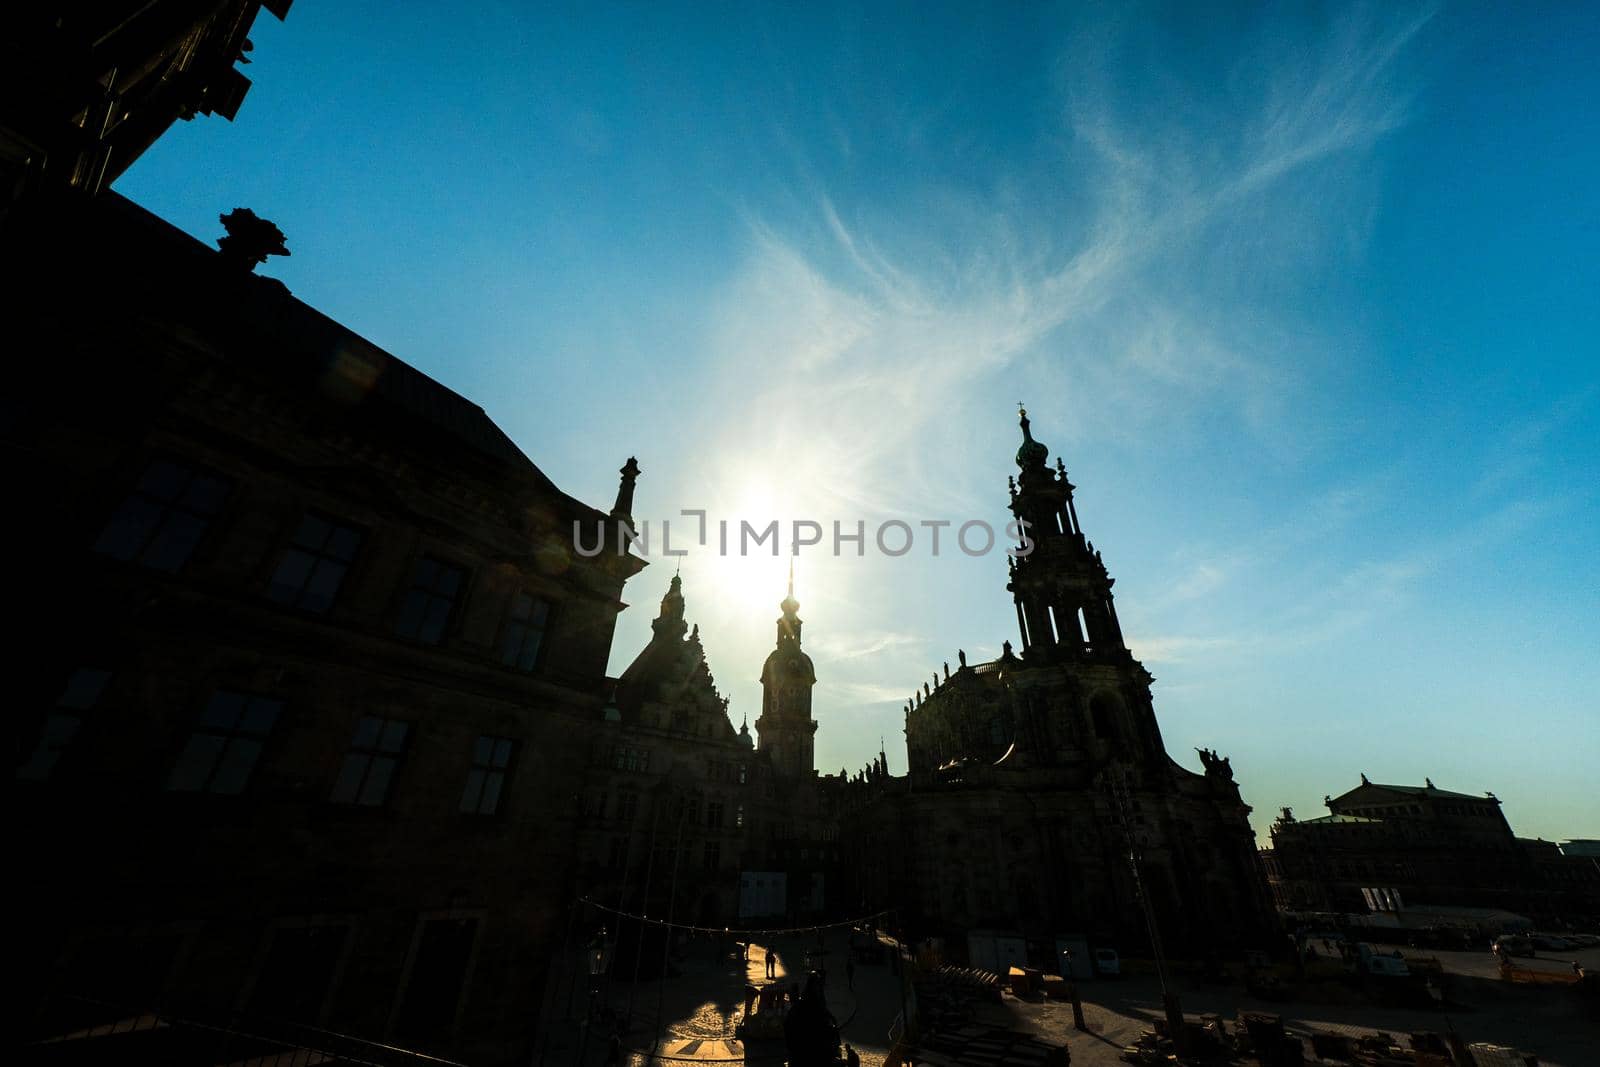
[[782, 557, 799, 614], [776, 558, 802, 646], [612, 456, 641, 527], [650, 573, 687, 640]]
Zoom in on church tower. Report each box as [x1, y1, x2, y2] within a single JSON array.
[[1006, 407, 1130, 662], [756, 562, 817, 779]]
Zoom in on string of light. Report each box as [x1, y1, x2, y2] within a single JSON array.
[[574, 896, 893, 938]]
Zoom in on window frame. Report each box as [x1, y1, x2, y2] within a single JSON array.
[[331, 715, 411, 807], [394, 555, 468, 645], [18, 666, 115, 782], [266, 510, 365, 614], [92, 457, 231, 573], [458, 734, 515, 816], [497, 591, 553, 672], [166, 688, 283, 795]]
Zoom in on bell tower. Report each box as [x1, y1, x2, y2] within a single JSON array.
[[755, 562, 817, 779], [1006, 407, 1129, 662]]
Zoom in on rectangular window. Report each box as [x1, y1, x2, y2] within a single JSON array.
[[19, 667, 113, 781], [459, 735, 513, 815], [607, 837, 626, 869], [93, 459, 230, 572], [612, 745, 650, 773], [735, 803, 745, 828], [394, 556, 465, 644], [617, 791, 639, 823], [703, 840, 721, 871], [707, 799, 725, 829], [167, 689, 281, 794], [331, 716, 409, 805], [498, 593, 551, 671], [267, 512, 362, 613]]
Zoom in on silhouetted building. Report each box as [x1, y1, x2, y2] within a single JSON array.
[[2, 1, 290, 212], [12, 191, 642, 1064], [575, 571, 845, 937], [847, 411, 1277, 961], [1264, 776, 1600, 923]]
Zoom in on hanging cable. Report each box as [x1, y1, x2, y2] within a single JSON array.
[[574, 896, 890, 938]]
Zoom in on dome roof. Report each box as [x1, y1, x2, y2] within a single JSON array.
[[1015, 407, 1049, 469]]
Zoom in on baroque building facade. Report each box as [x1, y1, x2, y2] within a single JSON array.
[[844, 411, 1278, 959], [574, 566, 847, 949], [12, 191, 643, 1065], [1264, 776, 1600, 923], [2, 1, 292, 215]]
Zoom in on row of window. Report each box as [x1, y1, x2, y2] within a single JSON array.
[[708, 759, 748, 784], [582, 788, 746, 830], [92, 458, 553, 668], [600, 837, 726, 872], [22, 676, 517, 816]]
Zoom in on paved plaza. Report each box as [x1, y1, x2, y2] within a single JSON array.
[[544, 937, 1598, 1066]]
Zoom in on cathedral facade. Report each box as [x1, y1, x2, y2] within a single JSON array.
[[843, 411, 1278, 958], [574, 567, 845, 939]]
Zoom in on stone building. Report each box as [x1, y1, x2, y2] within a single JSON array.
[[12, 191, 642, 1064], [1264, 776, 1600, 923], [2, 1, 291, 213], [847, 410, 1277, 960], [573, 567, 847, 946]]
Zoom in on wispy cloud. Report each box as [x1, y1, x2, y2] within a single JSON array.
[[689, 6, 1437, 518], [807, 629, 925, 661], [640, 4, 1444, 771]]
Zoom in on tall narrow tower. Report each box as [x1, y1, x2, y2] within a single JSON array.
[[1006, 407, 1130, 662], [756, 562, 817, 779]]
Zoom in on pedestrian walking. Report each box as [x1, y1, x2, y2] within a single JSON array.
[[766, 948, 777, 979], [845, 1042, 860, 1067], [605, 1031, 622, 1066], [846, 956, 855, 990]]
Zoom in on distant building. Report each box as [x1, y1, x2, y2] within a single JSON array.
[[1264, 776, 1600, 924], [845, 410, 1278, 960], [1561, 839, 1600, 859]]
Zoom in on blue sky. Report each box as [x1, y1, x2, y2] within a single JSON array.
[[119, 2, 1598, 844]]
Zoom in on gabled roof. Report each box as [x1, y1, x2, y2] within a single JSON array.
[[1365, 782, 1483, 801], [1330, 779, 1488, 807]]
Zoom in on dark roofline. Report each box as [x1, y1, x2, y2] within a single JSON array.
[[1331, 780, 1489, 804], [92, 192, 610, 525]]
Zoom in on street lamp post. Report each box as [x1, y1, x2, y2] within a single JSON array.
[[1060, 949, 1086, 1031], [574, 927, 613, 1066], [1105, 762, 1186, 1056]]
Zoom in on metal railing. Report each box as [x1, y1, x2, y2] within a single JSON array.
[[28, 995, 468, 1067]]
